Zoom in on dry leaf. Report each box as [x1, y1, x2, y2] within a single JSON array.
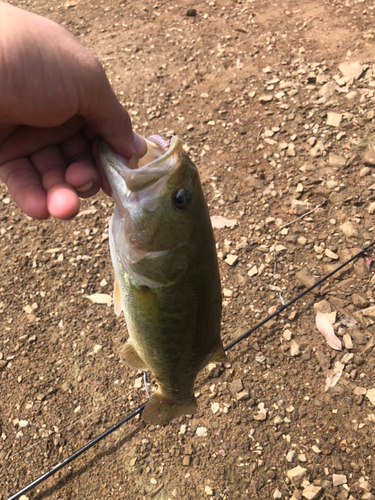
[[316, 310, 342, 350], [85, 293, 112, 305], [363, 254, 373, 271], [76, 208, 97, 217], [325, 361, 344, 392], [266, 284, 283, 293], [210, 215, 238, 229]]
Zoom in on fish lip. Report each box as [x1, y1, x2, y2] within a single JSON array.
[[100, 135, 184, 198]]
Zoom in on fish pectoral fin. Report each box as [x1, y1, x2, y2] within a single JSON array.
[[113, 278, 123, 317], [121, 341, 148, 370], [209, 342, 226, 363], [143, 392, 197, 426]]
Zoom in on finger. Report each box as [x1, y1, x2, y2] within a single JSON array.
[[0, 116, 85, 166], [0, 158, 49, 219], [30, 146, 80, 219], [78, 66, 147, 159], [59, 132, 101, 197], [91, 138, 112, 197]]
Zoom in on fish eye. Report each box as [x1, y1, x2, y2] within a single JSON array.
[[173, 189, 191, 210]]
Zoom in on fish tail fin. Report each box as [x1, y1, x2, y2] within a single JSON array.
[[143, 392, 197, 426], [121, 341, 148, 371], [209, 341, 226, 363]]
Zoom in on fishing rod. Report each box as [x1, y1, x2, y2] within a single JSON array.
[[6, 241, 375, 500]]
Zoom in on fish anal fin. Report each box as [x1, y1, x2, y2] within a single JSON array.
[[143, 392, 197, 426], [209, 342, 226, 363], [121, 341, 148, 371], [113, 278, 122, 317]]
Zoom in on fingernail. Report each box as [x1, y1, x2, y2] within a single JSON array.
[[133, 132, 147, 157], [76, 180, 94, 193]]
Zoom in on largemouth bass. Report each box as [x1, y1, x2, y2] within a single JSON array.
[[100, 135, 225, 425]]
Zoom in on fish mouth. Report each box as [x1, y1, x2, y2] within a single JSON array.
[[100, 134, 183, 195]]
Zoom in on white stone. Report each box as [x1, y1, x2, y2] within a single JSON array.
[[196, 427, 208, 437], [224, 254, 238, 266], [205, 486, 213, 496], [332, 474, 347, 486], [287, 465, 307, 483], [327, 112, 342, 127], [325, 249, 338, 260], [302, 485, 323, 500], [366, 388, 375, 406], [290, 340, 300, 357]]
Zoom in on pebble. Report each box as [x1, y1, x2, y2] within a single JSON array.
[[298, 454, 307, 462], [332, 474, 347, 486], [302, 484, 323, 500], [366, 388, 375, 406], [211, 402, 220, 414], [327, 112, 342, 127], [286, 450, 296, 462], [259, 95, 273, 103], [291, 199, 311, 215], [196, 427, 208, 437], [328, 153, 346, 167], [287, 465, 307, 484], [229, 379, 244, 394], [359, 481, 372, 492], [273, 489, 282, 499], [360, 166, 371, 177], [362, 147, 375, 166], [283, 329, 293, 341], [248, 265, 258, 277], [295, 268, 316, 289], [290, 340, 300, 357], [311, 445, 321, 454], [205, 486, 213, 496], [368, 202, 375, 214], [224, 254, 238, 266], [325, 249, 339, 260], [339, 61, 363, 80], [343, 334, 353, 350], [223, 288, 233, 298], [339, 220, 358, 237]]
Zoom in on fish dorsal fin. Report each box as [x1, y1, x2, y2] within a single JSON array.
[[113, 278, 123, 317]]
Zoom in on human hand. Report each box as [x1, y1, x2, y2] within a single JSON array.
[[0, 2, 146, 220]]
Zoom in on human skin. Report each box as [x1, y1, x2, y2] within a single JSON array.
[[0, 1, 146, 220]]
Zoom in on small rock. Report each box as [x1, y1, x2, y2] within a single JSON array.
[[291, 199, 311, 215], [283, 329, 293, 341], [273, 489, 282, 499], [366, 388, 375, 406], [230, 379, 244, 394], [327, 112, 342, 127], [339, 61, 363, 80], [329, 153, 346, 167], [362, 493, 375, 500], [236, 390, 250, 401], [186, 8, 197, 17], [302, 484, 323, 500], [363, 148, 375, 167], [248, 265, 258, 277], [259, 95, 273, 103], [196, 427, 208, 437], [205, 486, 214, 496], [332, 474, 347, 486], [339, 221, 358, 237], [320, 81, 336, 98], [298, 454, 307, 462], [296, 268, 317, 291], [211, 402, 220, 414], [223, 288, 233, 298], [286, 450, 296, 463], [287, 465, 307, 484], [314, 300, 331, 314], [353, 386, 367, 396], [368, 202, 375, 214], [343, 334, 353, 350], [325, 249, 339, 260], [207, 363, 220, 378], [360, 306, 375, 318], [224, 254, 238, 266], [360, 166, 371, 177], [290, 340, 300, 357], [346, 91, 358, 100], [316, 351, 331, 370], [182, 455, 191, 466], [311, 445, 321, 454]]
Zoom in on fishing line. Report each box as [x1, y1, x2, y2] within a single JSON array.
[[6, 241, 375, 500]]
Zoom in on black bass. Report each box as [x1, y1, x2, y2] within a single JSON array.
[[100, 135, 225, 425]]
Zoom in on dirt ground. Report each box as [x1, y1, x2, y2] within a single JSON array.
[[1, 0, 375, 499]]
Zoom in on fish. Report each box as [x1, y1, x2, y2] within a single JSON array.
[[99, 134, 225, 425]]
